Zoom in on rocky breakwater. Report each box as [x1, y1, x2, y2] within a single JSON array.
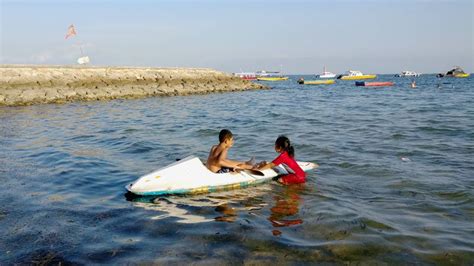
[[0, 65, 266, 106]]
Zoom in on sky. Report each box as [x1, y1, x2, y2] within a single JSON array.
[[1, 0, 473, 74]]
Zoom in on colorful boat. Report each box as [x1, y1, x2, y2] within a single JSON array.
[[298, 79, 335, 85], [355, 81, 394, 87], [317, 66, 336, 79], [257, 76, 289, 81], [256, 67, 289, 81], [338, 70, 377, 80], [233, 72, 257, 80], [126, 156, 318, 196], [437, 66, 470, 78]]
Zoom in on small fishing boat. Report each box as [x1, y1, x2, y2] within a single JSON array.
[[257, 76, 289, 81], [298, 79, 335, 85], [317, 66, 336, 79], [437, 66, 470, 78], [355, 81, 394, 87], [395, 71, 420, 77], [337, 70, 376, 80], [126, 156, 318, 196], [233, 72, 257, 80], [256, 68, 289, 81]]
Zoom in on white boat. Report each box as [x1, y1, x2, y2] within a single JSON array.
[[317, 66, 336, 79], [395, 71, 420, 77], [126, 156, 318, 196]]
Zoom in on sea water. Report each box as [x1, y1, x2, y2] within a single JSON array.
[[0, 75, 473, 264]]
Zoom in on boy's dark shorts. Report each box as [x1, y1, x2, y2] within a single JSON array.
[[217, 167, 233, 174]]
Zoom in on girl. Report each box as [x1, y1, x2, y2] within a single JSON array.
[[257, 135, 306, 184]]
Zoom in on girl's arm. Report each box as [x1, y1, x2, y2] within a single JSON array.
[[257, 161, 276, 171]]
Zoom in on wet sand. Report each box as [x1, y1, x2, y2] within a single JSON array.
[[0, 65, 266, 106]]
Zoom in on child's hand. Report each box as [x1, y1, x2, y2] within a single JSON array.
[[255, 161, 267, 168], [246, 156, 256, 166]]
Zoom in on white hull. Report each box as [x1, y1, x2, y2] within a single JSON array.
[[126, 156, 318, 196], [396, 71, 420, 77], [318, 74, 336, 79], [397, 74, 420, 77]]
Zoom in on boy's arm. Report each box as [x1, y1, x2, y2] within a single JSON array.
[[218, 148, 250, 169]]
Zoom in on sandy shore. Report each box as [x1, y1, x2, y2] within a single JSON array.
[[0, 65, 266, 106]]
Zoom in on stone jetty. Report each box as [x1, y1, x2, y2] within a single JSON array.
[[0, 65, 266, 106]]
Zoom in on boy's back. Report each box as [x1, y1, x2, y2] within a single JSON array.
[[206, 144, 227, 173]]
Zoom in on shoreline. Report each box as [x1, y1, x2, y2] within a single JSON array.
[[0, 65, 267, 106]]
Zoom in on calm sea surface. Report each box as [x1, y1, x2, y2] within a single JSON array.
[[1, 75, 473, 264]]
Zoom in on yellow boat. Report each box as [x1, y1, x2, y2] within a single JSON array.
[[439, 66, 471, 78], [302, 79, 335, 85], [454, 73, 470, 78], [338, 70, 376, 80], [256, 76, 289, 81]]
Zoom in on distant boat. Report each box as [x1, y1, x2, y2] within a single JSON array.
[[437, 66, 470, 78], [257, 76, 289, 81], [395, 71, 420, 77], [256, 68, 288, 81], [355, 81, 393, 87], [233, 72, 257, 80], [256, 70, 279, 77], [317, 66, 336, 79], [337, 70, 376, 80], [298, 79, 335, 85]]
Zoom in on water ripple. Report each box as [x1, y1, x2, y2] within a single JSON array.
[[1, 75, 473, 264]]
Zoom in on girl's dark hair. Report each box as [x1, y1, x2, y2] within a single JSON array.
[[275, 135, 295, 157]]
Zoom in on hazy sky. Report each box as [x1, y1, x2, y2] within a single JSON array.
[[1, 0, 473, 74]]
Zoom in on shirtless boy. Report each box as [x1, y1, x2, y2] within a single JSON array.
[[206, 129, 254, 173]]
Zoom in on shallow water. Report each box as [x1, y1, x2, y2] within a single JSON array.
[[1, 75, 473, 264]]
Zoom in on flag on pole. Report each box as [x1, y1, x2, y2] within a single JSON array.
[[65, 24, 77, 39]]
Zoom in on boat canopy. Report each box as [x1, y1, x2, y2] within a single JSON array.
[[447, 67, 466, 75]]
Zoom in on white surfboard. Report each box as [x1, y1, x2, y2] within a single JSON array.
[[126, 156, 318, 196]]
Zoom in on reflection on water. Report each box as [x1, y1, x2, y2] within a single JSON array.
[[127, 183, 309, 237], [215, 204, 237, 223], [1, 75, 474, 264], [125, 186, 272, 224], [269, 185, 304, 231]]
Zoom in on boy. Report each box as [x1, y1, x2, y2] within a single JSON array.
[[206, 129, 254, 173]]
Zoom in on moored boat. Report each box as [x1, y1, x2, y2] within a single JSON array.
[[317, 66, 336, 79], [233, 72, 257, 80], [126, 156, 318, 196], [437, 66, 470, 78], [337, 70, 376, 80], [256, 69, 289, 81], [257, 76, 289, 81], [355, 81, 394, 87], [299, 79, 335, 85], [395, 71, 420, 77]]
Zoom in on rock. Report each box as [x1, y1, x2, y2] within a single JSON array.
[[0, 65, 268, 106]]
